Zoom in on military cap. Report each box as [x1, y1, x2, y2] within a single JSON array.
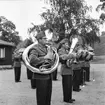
[[35, 31, 46, 40]]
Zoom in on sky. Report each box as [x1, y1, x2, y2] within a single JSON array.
[[0, 0, 103, 40]]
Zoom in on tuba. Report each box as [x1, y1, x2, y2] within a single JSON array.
[[22, 43, 59, 74]]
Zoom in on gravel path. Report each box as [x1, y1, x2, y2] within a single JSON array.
[[0, 64, 105, 105]]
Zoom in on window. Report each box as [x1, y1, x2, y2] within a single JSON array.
[[0, 48, 5, 58]]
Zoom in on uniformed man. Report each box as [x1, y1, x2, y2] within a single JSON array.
[[72, 45, 85, 90], [58, 38, 75, 103], [85, 45, 94, 82], [28, 30, 55, 105], [79, 61, 86, 86], [50, 32, 60, 81], [84, 61, 90, 82], [16, 36, 37, 89], [13, 52, 21, 82], [23, 38, 37, 89], [72, 62, 82, 91]]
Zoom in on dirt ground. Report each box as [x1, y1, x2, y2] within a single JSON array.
[[0, 63, 105, 105]]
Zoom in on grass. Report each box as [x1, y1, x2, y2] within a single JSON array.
[[92, 55, 105, 64], [94, 36, 105, 56], [91, 36, 105, 64]]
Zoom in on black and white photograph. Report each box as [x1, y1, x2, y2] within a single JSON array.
[[0, 0, 105, 105]]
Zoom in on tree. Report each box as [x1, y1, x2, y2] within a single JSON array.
[[28, 0, 100, 45], [0, 16, 22, 46], [96, 1, 105, 22]]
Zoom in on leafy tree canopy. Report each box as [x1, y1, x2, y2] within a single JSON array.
[[0, 16, 22, 46], [96, 0, 105, 22], [28, 0, 100, 45]]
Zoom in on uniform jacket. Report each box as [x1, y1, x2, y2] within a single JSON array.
[[72, 62, 81, 70], [28, 43, 53, 79], [84, 61, 90, 67], [58, 46, 73, 75], [13, 58, 21, 67]]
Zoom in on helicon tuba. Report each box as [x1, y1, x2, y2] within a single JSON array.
[[22, 43, 59, 74]]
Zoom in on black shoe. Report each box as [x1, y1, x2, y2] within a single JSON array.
[[73, 88, 81, 92], [69, 100, 73, 103], [31, 87, 36, 89], [53, 79, 58, 81], [64, 99, 75, 103], [64, 100, 73, 103], [70, 99, 75, 101], [15, 80, 21, 82], [86, 80, 90, 82]]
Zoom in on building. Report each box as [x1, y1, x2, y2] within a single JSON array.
[[0, 39, 15, 69]]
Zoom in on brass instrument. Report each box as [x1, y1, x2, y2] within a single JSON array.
[[66, 36, 94, 66], [66, 37, 79, 66], [22, 43, 59, 74]]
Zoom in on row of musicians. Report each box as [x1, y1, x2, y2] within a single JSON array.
[[13, 50, 91, 104]]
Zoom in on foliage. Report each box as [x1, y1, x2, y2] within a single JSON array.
[[28, 0, 100, 45], [0, 16, 22, 46], [96, 1, 105, 22]]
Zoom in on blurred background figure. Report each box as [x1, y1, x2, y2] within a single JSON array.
[[13, 50, 22, 82]]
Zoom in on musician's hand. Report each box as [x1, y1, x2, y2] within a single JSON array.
[[44, 50, 54, 60], [60, 54, 68, 60], [68, 53, 76, 59]]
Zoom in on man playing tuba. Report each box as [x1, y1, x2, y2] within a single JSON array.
[[28, 30, 55, 105]]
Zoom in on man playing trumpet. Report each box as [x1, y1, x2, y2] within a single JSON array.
[[58, 38, 76, 103]]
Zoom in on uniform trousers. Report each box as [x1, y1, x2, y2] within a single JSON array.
[[27, 68, 36, 88], [73, 69, 81, 91], [27, 68, 32, 79], [79, 68, 84, 85], [52, 69, 57, 80], [14, 67, 21, 82], [36, 76, 52, 105], [80, 67, 87, 85], [62, 75, 73, 102], [84, 67, 90, 82]]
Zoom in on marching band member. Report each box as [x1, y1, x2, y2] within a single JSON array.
[[58, 38, 75, 103], [13, 51, 22, 82], [22, 38, 34, 80], [72, 45, 83, 91], [84, 61, 90, 82], [85, 45, 94, 82], [72, 61, 82, 91], [28, 30, 55, 105], [50, 33, 60, 81], [79, 61, 86, 86], [26, 33, 38, 89], [16, 34, 37, 89]]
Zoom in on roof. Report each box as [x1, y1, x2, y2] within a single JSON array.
[[0, 39, 15, 46]]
